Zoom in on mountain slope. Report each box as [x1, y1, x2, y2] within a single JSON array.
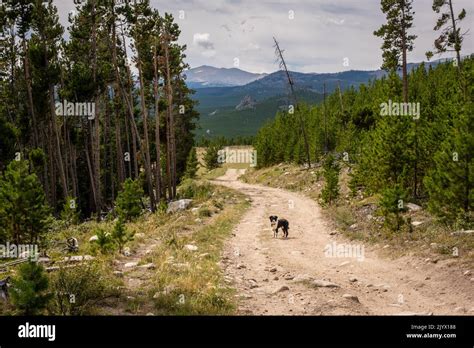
[[192, 58, 452, 138], [184, 65, 266, 88]]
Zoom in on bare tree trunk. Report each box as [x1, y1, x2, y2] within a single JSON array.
[[22, 39, 39, 147], [136, 49, 156, 211], [401, 7, 409, 103], [163, 35, 176, 199], [448, 0, 462, 70], [91, 0, 101, 216], [153, 40, 162, 203]]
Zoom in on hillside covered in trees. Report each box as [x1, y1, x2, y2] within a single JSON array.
[[0, 0, 198, 226], [254, 0, 472, 228]]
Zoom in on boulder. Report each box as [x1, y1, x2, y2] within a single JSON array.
[[406, 203, 422, 212], [167, 199, 193, 214], [184, 244, 198, 251]]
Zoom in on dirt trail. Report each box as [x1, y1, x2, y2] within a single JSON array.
[[213, 169, 473, 315]]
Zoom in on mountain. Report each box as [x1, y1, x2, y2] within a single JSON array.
[[191, 58, 451, 139], [184, 65, 266, 88]]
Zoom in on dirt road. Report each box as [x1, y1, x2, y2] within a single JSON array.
[[213, 169, 473, 315]]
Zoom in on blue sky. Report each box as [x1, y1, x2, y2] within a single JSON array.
[[54, 0, 474, 74]]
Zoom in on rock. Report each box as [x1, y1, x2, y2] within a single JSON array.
[[269, 267, 277, 273], [123, 247, 131, 257], [273, 276, 279, 281], [191, 207, 199, 214], [411, 221, 424, 227], [153, 292, 160, 299], [349, 224, 358, 230], [406, 203, 422, 212], [349, 277, 357, 282], [146, 312, 154, 316], [194, 218, 202, 223], [430, 243, 437, 249], [37, 257, 51, 264], [89, 235, 99, 242], [138, 263, 155, 270], [451, 230, 474, 236], [367, 214, 373, 221], [113, 271, 124, 278], [383, 244, 390, 249], [184, 244, 198, 251], [64, 255, 95, 262], [293, 274, 312, 282], [199, 253, 210, 259], [237, 264, 246, 269], [273, 285, 289, 294], [342, 294, 360, 302], [235, 95, 257, 111], [124, 262, 138, 269], [167, 199, 193, 214], [284, 274, 295, 280], [463, 270, 471, 276], [312, 280, 340, 288], [329, 231, 337, 236]]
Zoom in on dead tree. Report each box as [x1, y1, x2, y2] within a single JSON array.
[[273, 37, 311, 168]]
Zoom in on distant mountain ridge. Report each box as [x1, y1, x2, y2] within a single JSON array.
[[190, 57, 463, 138], [184, 65, 266, 88]]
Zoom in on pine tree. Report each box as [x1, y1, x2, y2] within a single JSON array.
[[379, 184, 408, 231], [115, 178, 144, 221], [320, 154, 340, 205], [60, 196, 80, 227], [111, 217, 134, 253], [0, 160, 52, 244], [424, 106, 473, 226], [204, 143, 221, 170], [426, 0, 467, 69], [374, 0, 417, 103], [10, 261, 51, 315], [184, 147, 199, 179]]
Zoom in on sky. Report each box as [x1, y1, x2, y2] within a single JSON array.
[[54, 0, 474, 74]]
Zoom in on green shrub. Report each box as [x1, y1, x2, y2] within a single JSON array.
[[111, 218, 134, 253], [0, 160, 52, 244], [10, 262, 52, 315], [184, 147, 199, 179], [94, 227, 115, 254], [115, 178, 144, 221], [379, 184, 408, 231], [178, 179, 212, 200], [320, 154, 340, 205], [49, 262, 120, 315]]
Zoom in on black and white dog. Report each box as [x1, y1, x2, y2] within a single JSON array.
[[269, 216, 289, 239]]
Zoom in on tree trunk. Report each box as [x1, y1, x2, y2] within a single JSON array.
[[153, 40, 162, 203], [136, 48, 156, 211]]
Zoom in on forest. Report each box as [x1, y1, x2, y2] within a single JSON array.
[[253, 0, 472, 229], [0, 0, 198, 232]]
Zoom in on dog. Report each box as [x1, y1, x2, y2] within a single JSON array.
[[269, 216, 289, 239]]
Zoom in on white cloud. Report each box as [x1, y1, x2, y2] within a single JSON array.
[[52, 0, 474, 74], [193, 33, 215, 50]]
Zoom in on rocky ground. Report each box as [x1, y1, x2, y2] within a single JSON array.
[[213, 169, 473, 316]]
